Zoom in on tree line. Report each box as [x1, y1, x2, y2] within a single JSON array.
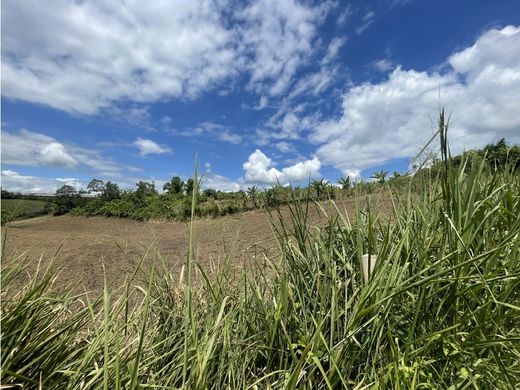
[[2, 138, 518, 221]]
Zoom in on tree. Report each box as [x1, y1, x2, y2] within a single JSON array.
[[87, 178, 105, 194], [163, 176, 184, 194], [102, 181, 120, 201], [135, 181, 157, 198], [54, 185, 79, 215], [237, 190, 247, 209], [247, 185, 258, 208], [203, 188, 217, 199], [311, 179, 327, 199], [371, 170, 388, 184], [184, 179, 195, 196], [337, 176, 351, 190], [390, 171, 411, 181]]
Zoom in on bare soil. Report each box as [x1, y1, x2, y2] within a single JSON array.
[[1, 198, 377, 295]]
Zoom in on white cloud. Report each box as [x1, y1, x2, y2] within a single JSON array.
[[336, 5, 352, 26], [2, 0, 333, 115], [2, 129, 133, 176], [311, 25, 520, 176], [242, 149, 320, 186], [372, 58, 394, 72], [1, 169, 84, 193], [323, 37, 346, 64], [290, 66, 338, 98], [448, 25, 520, 76], [174, 122, 243, 144], [39, 142, 78, 168], [133, 138, 171, 156], [2, 1, 239, 115], [356, 11, 375, 34], [237, 0, 334, 96], [275, 141, 296, 153], [242, 95, 269, 110]]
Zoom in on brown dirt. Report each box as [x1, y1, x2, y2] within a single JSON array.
[[1, 197, 386, 295]]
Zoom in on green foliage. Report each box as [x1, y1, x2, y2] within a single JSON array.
[[246, 185, 258, 208], [202, 188, 217, 199], [311, 178, 327, 199], [449, 137, 520, 171], [102, 181, 120, 201], [163, 176, 184, 194], [1, 199, 50, 223], [54, 185, 85, 215], [69, 137, 519, 222], [371, 169, 388, 183], [135, 181, 157, 198], [337, 176, 351, 189], [184, 178, 195, 196], [87, 178, 105, 193]]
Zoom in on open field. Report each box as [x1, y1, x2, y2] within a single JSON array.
[[1, 197, 365, 295]]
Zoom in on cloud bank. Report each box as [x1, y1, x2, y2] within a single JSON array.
[[311, 25, 520, 176], [2, 0, 332, 115]]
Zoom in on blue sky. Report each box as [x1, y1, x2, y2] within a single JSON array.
[[2, 0, 520, 193]]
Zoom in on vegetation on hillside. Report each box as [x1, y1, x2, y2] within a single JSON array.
[[1, 199, 52, 224], [69, 137, 519, 221], [2, 117, 519, 388]]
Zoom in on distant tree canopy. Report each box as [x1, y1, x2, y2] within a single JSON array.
[[185, 179, 195, 196], [454, 138, 520, 170], [102, 181, 121, 201], [54, 185, 81, 215], [87, 179, 105, 193], [163, 176, 184, 194], [135, 181, 157, 198], [1, 189, 21, 199], [203, 188, 218, 199]]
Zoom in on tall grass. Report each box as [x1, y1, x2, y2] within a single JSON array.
[[2, 122, 520, 388]]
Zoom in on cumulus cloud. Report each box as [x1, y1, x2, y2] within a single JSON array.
[[1, 129, 132, 176], [243, 149, 321, 186], [39, 143, 78, 168], [133, 138, 171, 156], [2, 0, 332, 115], [311, 25, 520, 176], [1, 169, 84, 193]]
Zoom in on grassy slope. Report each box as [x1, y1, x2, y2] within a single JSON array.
[[1, 199, 48, 221]]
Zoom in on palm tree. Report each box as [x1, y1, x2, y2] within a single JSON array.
[[311, 179, 327, 199], [247, 186, 258, 208], [337, 176, 351, 190], [371, 170, 388, 184], [391, 171, 411, 181]]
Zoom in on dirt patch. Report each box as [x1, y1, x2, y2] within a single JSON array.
[[2, 197, 388, 295]]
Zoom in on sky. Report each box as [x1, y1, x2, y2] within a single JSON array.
[[1, 0, 520, 193]]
